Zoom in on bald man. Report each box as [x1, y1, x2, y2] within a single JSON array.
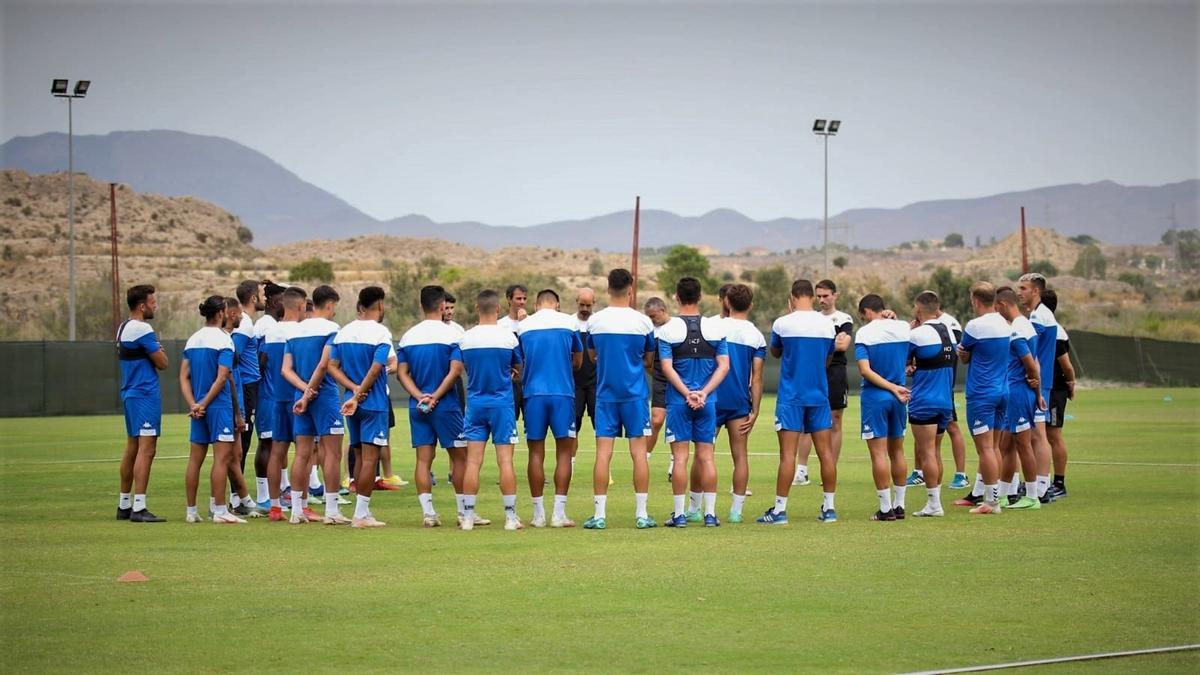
[[573, 288, 598, 446]]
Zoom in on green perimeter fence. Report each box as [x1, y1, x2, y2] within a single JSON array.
[[0, 331, 1197, 417]]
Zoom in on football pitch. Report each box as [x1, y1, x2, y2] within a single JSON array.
[[1, 389, 1197, 673]]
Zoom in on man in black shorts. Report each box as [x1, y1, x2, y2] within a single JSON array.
[[794, 279, 853, 485], [1042, 290, 1074, 499], [641, 297, 671, 478], [573, 288, 597, 441]]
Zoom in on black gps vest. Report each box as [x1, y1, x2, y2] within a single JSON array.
[[914, 322, 956, 371], [115, 319, 151, 362], [670, 315, 717, 361]]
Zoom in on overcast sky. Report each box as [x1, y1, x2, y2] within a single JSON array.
[[2, 0, 1196, 225]]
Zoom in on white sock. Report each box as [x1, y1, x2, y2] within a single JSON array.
[[213, 503, 228, 516], [822, 491, 835, 511], [795, 464, 808, 480], [290, 490, 303, 509], [927, 486, 941, 509], [702, 492, 716, 517], [502, 494, 517, 517], [231, 494, 242, 508], [281, 469, 290, 491], [593, 495, 607, 519], [877, 489, 893, 513], [186, 505, 198, 518], [635, 492, 648, 519], [774, 495, 788, 513], [354, 495, 370, 519], [255, 478, 269, 503], [999, 481, 1010, 498], [463, 497, 476, 520], [971, 473, 985, 497], [915, 469, 924, 478], [301, 496, 309, 508], [325, 493, 338, 517], [455, 493, 465, 515], [119, 493, 132, 509], [132, 494, 146, 512], [893, 485, 907, 509], [570, 457, 576, 474], [270, 498, 281, 508], [418, 493, 435, 516], [731, 493, 746, 514], [1036, 474, 1050, 497], [531, 496, 545, 519], [553, 494, 568, 519], [309, 466, 321, 490], [673, 494, 686, 515], [667, 456, 675, 474], [986, 483, 1000, 504], [1026, 481, 1039, 500], [688, 491, 701, 512], [1010, 473, 1020, 494]]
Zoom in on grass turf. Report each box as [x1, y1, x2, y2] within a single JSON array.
[[1, 389, 1197, 673]]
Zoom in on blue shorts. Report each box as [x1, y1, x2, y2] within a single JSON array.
[[463, 406, 519, 445], [595, 400, 652, 439], [1003, 387, 1036, 434], [774, 402, 832, 434], [271, 400, 294, 443], [256, 395, 274, 440], [1033, 389, 1051, 424], [715, 406, 752, 426], [347, 409, 390, 447], [293, 393, 345, 438], [190, 406, 236, 445], [123, 397, 161, 438], [665, 403, 718, 444], [523, 395, 577, 441], [966, 392, 1007, 436], [861, 396, 907, 440], [410, 405, 466, 449]]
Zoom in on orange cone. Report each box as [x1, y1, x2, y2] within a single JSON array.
[[118, 570, 149, 583]]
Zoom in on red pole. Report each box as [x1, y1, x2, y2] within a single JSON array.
[[1020, 206, 1029, 273], [110, 183, 120, 338], [631, 195, 641, 306]]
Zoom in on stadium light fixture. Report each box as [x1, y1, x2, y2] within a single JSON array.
[[828, 119, 841, 134], [812, 117, 842, 276], [52, 79, 69, 95], [813, 119, 826, 133], [50, 79, 93, 340], [74, 80, 90, 97]]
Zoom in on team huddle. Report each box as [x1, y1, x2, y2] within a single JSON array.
[[112, 266, 1076, 529]]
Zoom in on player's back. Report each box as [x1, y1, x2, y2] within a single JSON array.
[[117, 319, 161, 400], [716, 318, 767, 412], [1029, 303, 1058, 391], [1007, 315, 1037, 387], [333, 319, 394, 411], [234, 313, 260, 385], [961, 312, 1012, 399], [184, 326, 234, 407], [657, 315, 727, 406], [264, 320, 301, 403], [909, 320, 957, 414], [587, 306, 655, 403], [518, 309, 582, 397], [771, 310, 836, 406], [855, 318, 911, 401], [399, 319, 464, 410], [459, 324, 520, 407], [253, 314, 277, 401], [287, 317, 340, 399]]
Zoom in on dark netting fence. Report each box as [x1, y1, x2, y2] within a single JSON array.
[[0, 331, 1195, 417]]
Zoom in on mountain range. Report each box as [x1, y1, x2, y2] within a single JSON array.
[[2, 129, 1195, 249]]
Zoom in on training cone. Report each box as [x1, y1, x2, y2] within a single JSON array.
[[118, 570, 149, 583]]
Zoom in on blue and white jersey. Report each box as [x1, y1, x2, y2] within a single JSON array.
[[497, 315, 521, 334], [1007, 315, 1037, 389], [459, 324, 521, 408], [715, 318, 766, 413], [332, 319, 394, 412], [398, 320, 465, 411], [771, 310, 836, 407], [233, 313, 260, 386], [117, 319, 161, 401], [183, 326, 235, 409], [657, 315, 729, 407], [934, 311, 963, 340], [257, 316, 286, 403], [284, 317, 340, 402], [854, 319, 911, 400], [517, 309, 583, 398], [587, 306, 656, 403], [264, 320, 302, 403], [909, 320, 958, 415], [960, 312, 1013, 400], [1029, 302, 1059, 396]]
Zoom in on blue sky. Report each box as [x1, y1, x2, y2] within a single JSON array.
[[3, 0, 1196, 225]]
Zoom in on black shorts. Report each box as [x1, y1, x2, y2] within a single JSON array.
[[574, 385, 596, 428], [388, 405, 396, 429], [827, 366, 848, 411], [1048, 389, 1069, 429], [239, 381, 258, 432], [513, 381, 524, 421], [909, 413, 949, 434], [651, 377, 667, 409]]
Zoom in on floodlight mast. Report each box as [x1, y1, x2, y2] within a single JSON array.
[[51, 79, 91, 341], [813, 119, 841, 277]]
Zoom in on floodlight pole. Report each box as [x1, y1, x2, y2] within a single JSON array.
[[822, 132, 829, 278], [67, 96, 76, 341]]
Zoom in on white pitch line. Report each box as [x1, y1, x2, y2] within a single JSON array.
[[900, 643, 1200, 674]]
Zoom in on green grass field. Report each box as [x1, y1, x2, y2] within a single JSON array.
[[2, 389, 1198, 673]]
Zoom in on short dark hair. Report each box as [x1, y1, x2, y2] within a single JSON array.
[[1042, 289, 1058, 312], [643, 296, 667, 312], [126, 284, 155, 310], [198, 295, 225, 320], [608, 268, 633, 293], [791, 279, 815, 298], [477, 289, 501, 315], [915, 290, 940, 313], [358, 285, 385, 311], [675, 277, 702, 305], [224, 296, 239, 309], [536, 288, 560, 305], [816, 279, 837, 293], [717, 283, 733, 300], [312, 285, 339, 308], [263, 281, 287, 303], [282, 287, 306, 308], [420, 285, 446, 313], [970, 282, 996, 306], [505, 284, 527, 301], [235, 280, 260, 305], [443, 292, 457, 304], [858, 293, 886, 314], [305, 300, 314, 312], [996, 287, 1019, 306], [726, 284, 753, 312]]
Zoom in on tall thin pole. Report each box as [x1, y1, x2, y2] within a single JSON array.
[[823, 132, 829, 278], [110, 183, 120, 338], [631, 195, 641, 306], [1020, 206, 1029, 273], [67, 97, 76, 341]]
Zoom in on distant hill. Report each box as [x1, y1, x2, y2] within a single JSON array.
[[3, 129, 1195, 249]]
